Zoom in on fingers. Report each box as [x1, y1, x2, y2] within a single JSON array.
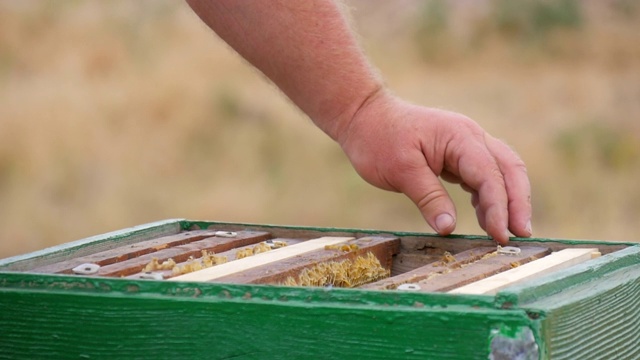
[[455, 144, 511, 244], [340, 99, 531, 243], [394, 161, 457, 236], [440, 126, 530, 243], [485, 136, 532, 238], [449, 173, 488, 232], [469, 190, 487, 231]]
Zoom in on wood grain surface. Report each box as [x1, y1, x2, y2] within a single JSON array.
[[213, 236, 399, 284], [170, 237, 355, 282], [416, 246, 551, 292], [361, 247, 497, 290], [450, 248, 599, 295]]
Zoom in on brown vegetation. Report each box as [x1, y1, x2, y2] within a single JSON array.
[[0, 0, 638, 258]]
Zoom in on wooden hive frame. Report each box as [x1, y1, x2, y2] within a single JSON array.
[[0, 219, 638, 359]]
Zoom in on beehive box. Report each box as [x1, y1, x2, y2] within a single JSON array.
[[1, 219, 638, 359]]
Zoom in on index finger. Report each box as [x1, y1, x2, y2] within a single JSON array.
[[485, 135, 532, 238], [453, 142, 511, 244]]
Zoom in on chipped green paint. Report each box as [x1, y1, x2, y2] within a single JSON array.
[[0, 219, 638, 359], [508, 248, 640, 360], [0, 219, 183, 271], [0, 272, 497, 309], [489, 326, 539, 360], [529, 265, 640, 359], [496, 245, 640, 308], [0, 272, 538, 359]]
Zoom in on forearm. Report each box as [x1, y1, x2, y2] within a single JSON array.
[[187, 0, 532, 242], [186, 0, 383, 142]]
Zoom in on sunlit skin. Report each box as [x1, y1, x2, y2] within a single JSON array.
[[186, 0, 532, 244]]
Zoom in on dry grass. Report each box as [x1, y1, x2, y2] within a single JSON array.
[[0, 0, 639, 258]]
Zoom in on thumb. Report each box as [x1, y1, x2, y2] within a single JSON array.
[[397, 167, 457, 235]]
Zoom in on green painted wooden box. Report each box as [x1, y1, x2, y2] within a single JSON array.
[[0, 219, 638, 359]]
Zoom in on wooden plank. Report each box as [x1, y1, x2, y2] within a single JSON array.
[[212, 236, 399, 285], [361, 247, 497, 290], [416, 246, 551, 292], [170, 237, 354, 282], [0, 219, 183, 271], [190, 221, 633, 255], [0, 272, 531, 360], [29, 230, 221, 274], [391, 253, 447, 276], [126, 238, 304, 279], [97, 231, 271, 277], [208, 239, 303, 262], [450, 248, 600, 295], [508, 246, 640, 359]]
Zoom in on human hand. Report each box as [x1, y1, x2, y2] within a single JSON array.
[[186, 0, 531, 243], [338, 91, 532, 244]]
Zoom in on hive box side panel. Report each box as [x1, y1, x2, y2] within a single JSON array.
[[529, 265, 640, 360], [496, 245, 640, 307], [497, 247, 640, 359], [0, 219, 184, 271], [0, 273, 539, 360]]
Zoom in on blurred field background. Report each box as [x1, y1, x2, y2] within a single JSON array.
[[0, 0, 639, 258]]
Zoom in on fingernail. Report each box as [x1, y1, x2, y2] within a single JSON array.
[[435, 213, 455, 233], [525, 220, 532, 236]]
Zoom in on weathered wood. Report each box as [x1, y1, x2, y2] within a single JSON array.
[[450, 248, 600, 295], [416, 246, 551, 292], [1, 219, 639, 360], [361, 247, 497, 290], [126, 238, 304, 279], [391, 252, 448, 276], [0, 219, 183, 271], [97, 231, 271, 277], [30, 230, 220, 274], [188, 221, 632, 256], [170, 237, 354, 282], [0, 271, 533, 360], [213, 236, 399, 285], [507, 246, 640, 360]]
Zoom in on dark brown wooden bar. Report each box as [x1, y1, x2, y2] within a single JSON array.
[[1, 218, 637, 360], [416, 246, 551, 292], [96, 231, 271, 277], [30, 230, 221, 274], [212, 236, 400, 285], [17, 224, 604, 296], [361, 247, 497, 290], [126, 238, 304, 279]]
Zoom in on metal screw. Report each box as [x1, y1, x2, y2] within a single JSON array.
[[497, 246, 522, 256], [397, 283, 421, 291], [214, 231, 237, 238], [139, 272, 164, 280], [72, 263, 100, 275]]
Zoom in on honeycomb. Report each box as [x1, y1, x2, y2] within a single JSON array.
[[281, 252, 389, 288]]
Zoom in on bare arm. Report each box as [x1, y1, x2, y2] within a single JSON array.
[[186, 0, 532, 244], [186, 0, 380, 142]]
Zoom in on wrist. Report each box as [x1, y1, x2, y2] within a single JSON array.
[[324, 84, 387, 146]]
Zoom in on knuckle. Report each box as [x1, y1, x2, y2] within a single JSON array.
[[488, 165, 506, 184], [414, 188, 449, 212], [513, 158, 528, 174]]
